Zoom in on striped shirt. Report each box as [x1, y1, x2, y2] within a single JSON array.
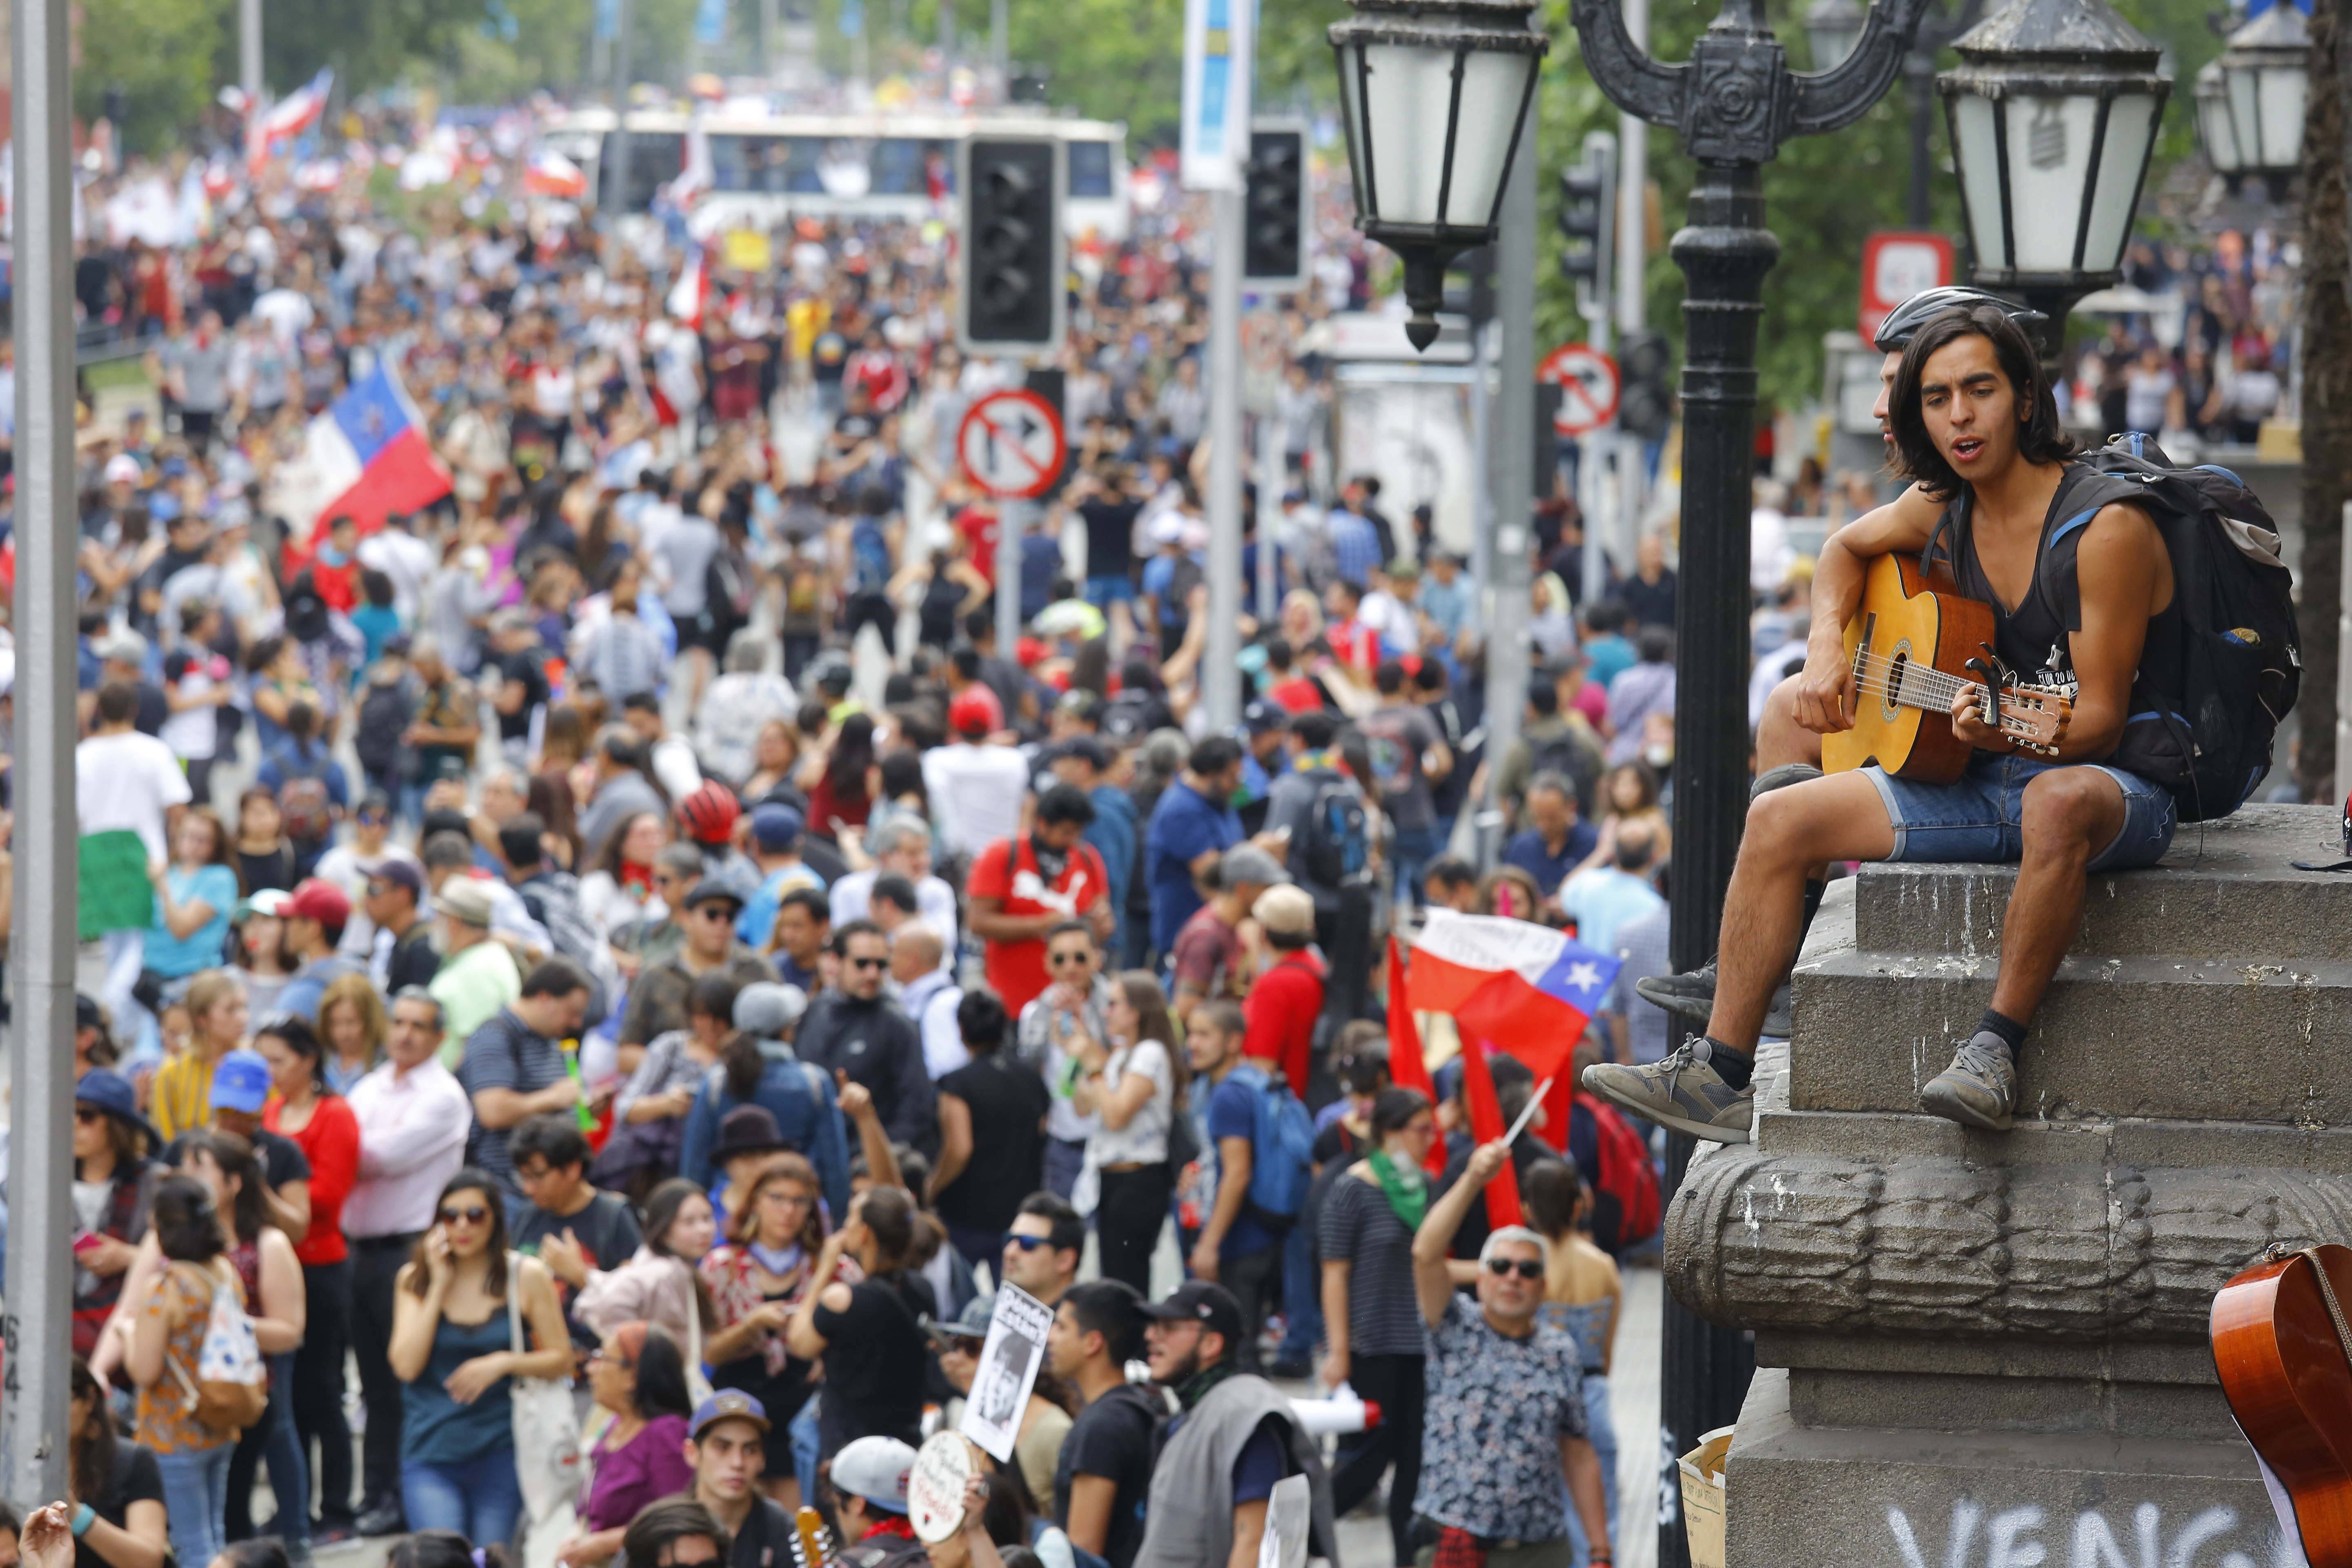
[[1318, 1169, 1428, 1357]]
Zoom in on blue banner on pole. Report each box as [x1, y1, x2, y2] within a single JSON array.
[[697, 0, 727, 44], [840, 0, 864, 36]]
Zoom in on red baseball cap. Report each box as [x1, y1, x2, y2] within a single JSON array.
[[284, 878, 352, 930], [948, 688, 999, 738]]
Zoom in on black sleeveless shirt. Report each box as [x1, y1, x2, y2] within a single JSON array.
[[1925, 461, 2183, 710]]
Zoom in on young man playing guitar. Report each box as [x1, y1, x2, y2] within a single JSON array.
[[1587, 301, 2177, 1140]]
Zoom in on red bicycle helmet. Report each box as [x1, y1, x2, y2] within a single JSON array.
[[677, 780, 742, 846]]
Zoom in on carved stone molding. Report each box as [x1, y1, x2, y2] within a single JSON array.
[[1665, 1143, 2352, 1339]]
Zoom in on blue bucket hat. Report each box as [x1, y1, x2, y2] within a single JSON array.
[[76, 1069, 160, 1152]]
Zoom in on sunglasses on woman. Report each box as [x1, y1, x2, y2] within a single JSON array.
[[1485, 1256, 1544, 1281], [440, 1205, 492, 1225]]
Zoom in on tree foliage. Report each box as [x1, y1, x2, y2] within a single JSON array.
[[74, 0, 227, 155]]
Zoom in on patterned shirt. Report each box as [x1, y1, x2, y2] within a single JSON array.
[[1417, 1293, 1589, 1541]]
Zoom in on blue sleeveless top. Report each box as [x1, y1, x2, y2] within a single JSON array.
[[400, 1310, 517, 1464]]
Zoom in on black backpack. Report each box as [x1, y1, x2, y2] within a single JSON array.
[[1944, 437, 2299, 823], [1294, 768, 1371, 889], [355, 678, 414, 778]]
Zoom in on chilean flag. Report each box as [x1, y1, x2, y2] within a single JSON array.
[[1410, 912, 1621, 1084], [250, 68, 333, 172], [266, 363, 453, 547], [524, 147, 588, 198]]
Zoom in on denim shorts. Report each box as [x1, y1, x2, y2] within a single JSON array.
[[1860, 752, 2177, 872], [1084, 572, 1135, 607]]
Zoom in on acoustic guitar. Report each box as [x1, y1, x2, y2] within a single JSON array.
[[2210, 1243, 2352, 1566], [1820, 553, 2073, 783]]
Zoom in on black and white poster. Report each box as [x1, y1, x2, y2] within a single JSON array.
[[958, 1283, 1056, 1463]]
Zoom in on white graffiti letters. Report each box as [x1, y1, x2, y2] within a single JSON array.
[[1882, 1501, 2302, 1568]]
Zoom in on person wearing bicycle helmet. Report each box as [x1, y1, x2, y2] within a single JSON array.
[[1866, 287, 2049, 450]]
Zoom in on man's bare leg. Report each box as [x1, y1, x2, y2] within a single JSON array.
[[1586, 771, 1894, 1143], [1918, 767, 2127, 1132], [1988, 768, 2125, 1021], [1703, 771, 1897, 1052]]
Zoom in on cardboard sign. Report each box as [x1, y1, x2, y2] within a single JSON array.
[[908, 1431, 975, 1544], [959, 1285, 1056, 1463]]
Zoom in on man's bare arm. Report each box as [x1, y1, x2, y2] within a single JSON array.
[[2035, 502, 2163, 761]]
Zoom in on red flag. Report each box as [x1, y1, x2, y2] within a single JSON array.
[[1385, 936, 1445, 1174], [1459, 1031, 1524, 1229]]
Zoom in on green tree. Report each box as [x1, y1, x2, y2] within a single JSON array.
[[75, 0, 227, 156]]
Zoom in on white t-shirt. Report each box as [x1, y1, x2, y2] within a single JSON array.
[[358, 530, 438, 626], [1089, 1039, 1174, 1167], [828, 869, 960, 957], [76, 729, 191, 858], [919, 744, 1032, 860]]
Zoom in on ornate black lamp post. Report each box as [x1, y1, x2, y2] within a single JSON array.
[[1568, 1, 1928, 1561], [1938, 0, 2170, 364], [1898, 0, 1986, 226], [1327, 0, 1550, 350], [2200, 2, 2310, 199]]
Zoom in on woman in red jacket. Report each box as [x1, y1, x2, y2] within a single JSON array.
[[258, 1013, 364, 1542]]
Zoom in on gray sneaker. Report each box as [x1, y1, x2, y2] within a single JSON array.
[[1919, 1031, 2017, 1131], [1583, 1040, 1756, 1144], [1634, 963, 1795, 1039]]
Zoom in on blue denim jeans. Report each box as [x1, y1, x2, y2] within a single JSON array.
[[790, 1396, 822, 1503], [1276, 1221, 1321, 1365], [227, 1351, 309, 1547], [1389, 824, 1440, 909], [403, 1453, 523, 1548], [154, 1442, 234, 1568], [1861, 753, 2176, 871], [1563, 1372, 1619, 1566]]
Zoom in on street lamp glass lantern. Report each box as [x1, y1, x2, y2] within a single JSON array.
[[1330, 0, 1549, 349], [1806, 0, 1868, 71], [1939, 0, 2169, 294], [2196, 60, 2246, 175], [2214, 2, 2309, 177]]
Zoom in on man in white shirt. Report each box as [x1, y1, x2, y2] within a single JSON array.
[[829, 817, 960, 953], [893, 928, 967, 1079], [919, 713, 1031, 862], [344, 989, 473, 1535], [357, 512, 438, 628], [78, 680, 192, 1048]]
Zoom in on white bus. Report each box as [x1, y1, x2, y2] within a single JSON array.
[[540, 107, 1132, 240]]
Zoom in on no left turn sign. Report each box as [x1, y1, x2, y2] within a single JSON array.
[[1539, 344, 1621, 437], [958, 389, 1067, 501]]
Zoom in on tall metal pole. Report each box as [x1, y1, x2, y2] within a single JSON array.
[[5, 0, 81, 1512], [608, 0, 635, 217], [938, 0, 955, 61], [1484, 100, 1537, 856], [1614, 0, 1649, 584], [1203, 185, 1247, 733], [762, 0, 780, 80], [991, 0, 1008, 78], [1905, 56, 1936, 227], [1255, 410, 1282, 626], [240, 0, 263, 115], [996, 501, 1023, 661]]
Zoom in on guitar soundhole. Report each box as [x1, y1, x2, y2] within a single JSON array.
[[1878, 639, 1915, 722]]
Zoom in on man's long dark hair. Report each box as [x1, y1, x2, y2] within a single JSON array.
[[1888, 303, 2075, 500]]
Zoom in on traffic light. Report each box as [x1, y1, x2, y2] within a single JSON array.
[[1620, 329, 1674, 441], [1556, 144, 1614, 307], [1243, 121, 1309, 291], [958, 136, 1066, 357]]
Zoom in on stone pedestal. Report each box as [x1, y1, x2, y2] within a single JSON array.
[[1664, 804, 2351, 1568]]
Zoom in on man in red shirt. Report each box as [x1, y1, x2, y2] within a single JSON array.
[[967, 783, 1115, 1015], [1242, 884, 1326, 1093]]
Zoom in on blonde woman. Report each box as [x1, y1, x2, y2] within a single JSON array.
[[152, 973, 247, 1142], [316, 973, 389, 1095]]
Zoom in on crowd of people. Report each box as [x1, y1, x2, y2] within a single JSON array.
[[13, 100, 1709, 1568]]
